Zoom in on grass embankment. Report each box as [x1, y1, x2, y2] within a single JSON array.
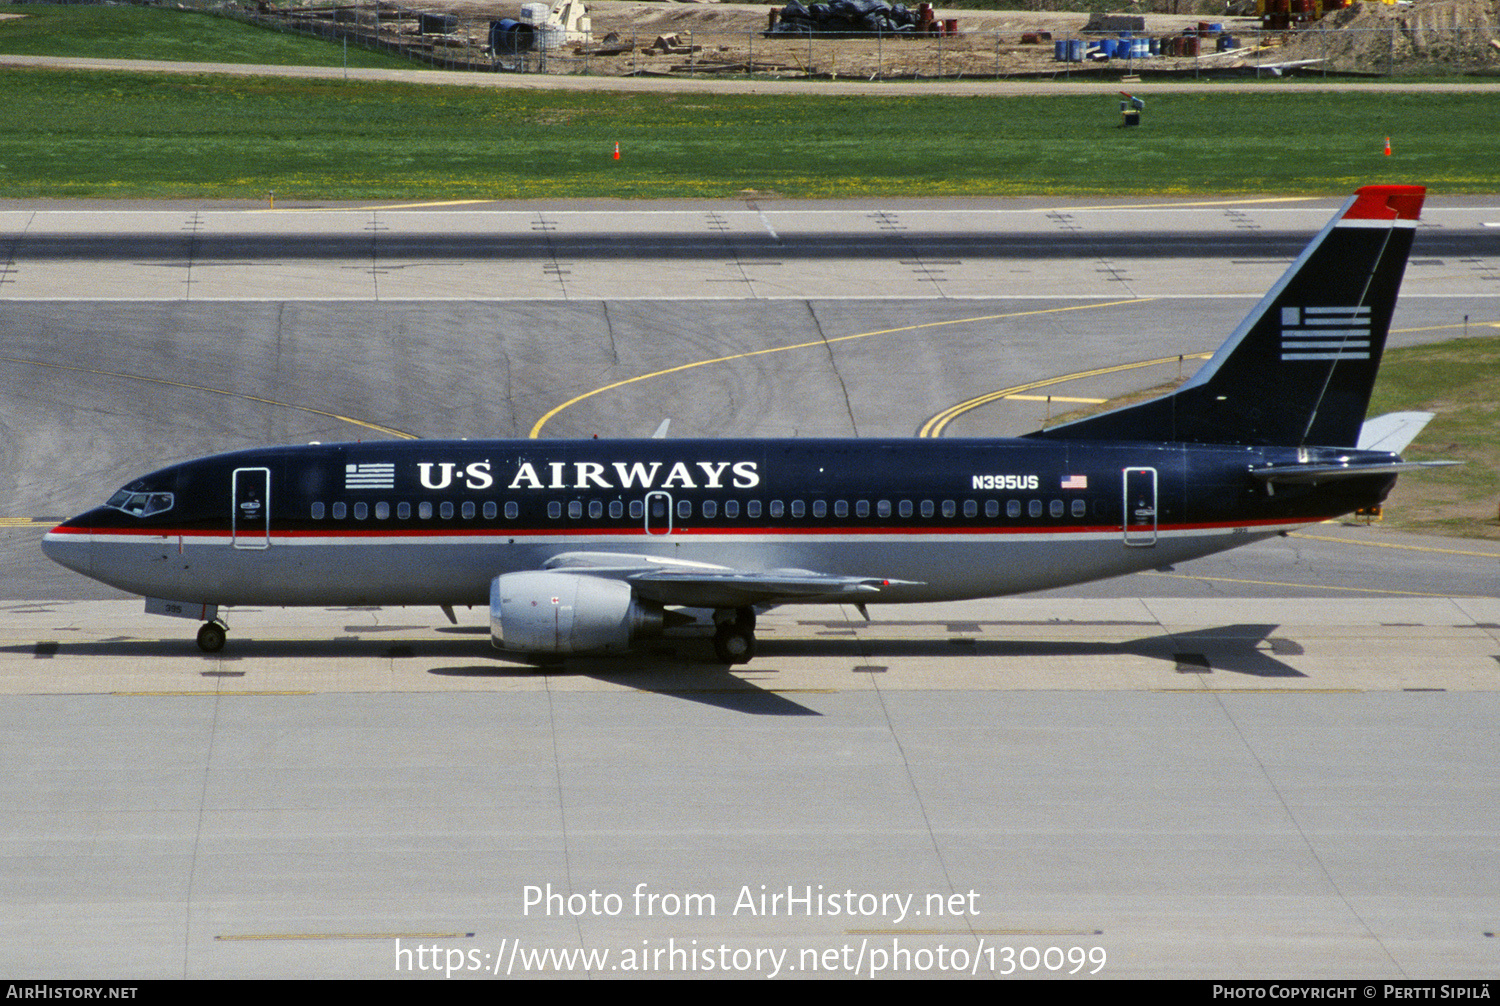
[[2, 69, 1497, 199], [1367, 335, 1500, 540], [0, 3, 417, 69]]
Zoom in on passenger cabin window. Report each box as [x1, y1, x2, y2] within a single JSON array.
[[770, 501, 784, 518], [311, 502, 325, 519], [1028, 500, 1042, 518], [791, 500, 805, 518], [899, 501, 913, 518], [463, 502, 476, 519], [1071, 499, 1086, 518], [702, 500, 717, 518], [609, 501, 623, 519], [354, 502, 368, 520], [724, 500, 739, 519], [857, 500, 870, 518], [505, 501, 519, 519], [1050, 500, 1064, 518], [419, 502, 432, 519], [484, 502, 497, 519], [375, 502, 389, 520], [440, 502, 454, 519], [747, 500, 762, 519], [548, 502, 561, 519], [332, 502, 346, 519], [398, 502, 411, 520], [677, 500, 691, 519], [1007, 500, 1020, 519]]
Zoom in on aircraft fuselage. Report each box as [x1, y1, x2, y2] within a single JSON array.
[[43, 436, 1397, 607]]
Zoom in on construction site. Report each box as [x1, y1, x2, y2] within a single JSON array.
[[233, 0, 1500, 78]]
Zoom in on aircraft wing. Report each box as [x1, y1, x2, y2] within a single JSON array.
[[541, 551, 919, 608]]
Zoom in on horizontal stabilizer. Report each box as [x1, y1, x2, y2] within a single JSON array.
[[1248, 459, 1460, 485], [1357, 411, 1435, 453]]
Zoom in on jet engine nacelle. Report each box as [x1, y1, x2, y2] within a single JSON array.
[[490, 571, 665, 654]]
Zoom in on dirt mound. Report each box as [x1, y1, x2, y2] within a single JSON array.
[[1275, 0, 1500, 74]]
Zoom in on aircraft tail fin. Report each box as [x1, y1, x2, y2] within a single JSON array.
[[1030, 185, 1426, 448]]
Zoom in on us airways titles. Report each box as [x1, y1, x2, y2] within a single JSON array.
[[413, 459, 762, 492]]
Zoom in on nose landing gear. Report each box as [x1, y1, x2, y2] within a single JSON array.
[[196, 620, 228, 653]]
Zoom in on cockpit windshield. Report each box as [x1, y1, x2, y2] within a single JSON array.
[[105, 489, 175, 518]]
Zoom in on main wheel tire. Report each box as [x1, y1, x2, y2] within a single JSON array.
[[196, 622, 226, 653], [713, 624, 755, 665]]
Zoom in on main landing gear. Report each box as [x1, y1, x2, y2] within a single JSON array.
[[196, 620, 228, 653], [712, 607, 756, 665]]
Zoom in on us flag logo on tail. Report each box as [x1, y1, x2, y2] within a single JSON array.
[[345, 463, 395, 489], [1280, 306, 1372, 361]]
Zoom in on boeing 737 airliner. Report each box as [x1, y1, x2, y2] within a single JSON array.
[[43, 186, 1444, 663]]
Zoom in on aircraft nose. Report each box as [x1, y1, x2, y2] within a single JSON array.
[[40, 518, 93, 576]]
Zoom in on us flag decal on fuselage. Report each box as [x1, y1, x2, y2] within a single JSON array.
[[1280, 306, 1372, 361], [345, 462, 395, 489]]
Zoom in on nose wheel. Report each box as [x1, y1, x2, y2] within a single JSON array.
[[196, 620, 227, 653], [712, 607, 757, 665]]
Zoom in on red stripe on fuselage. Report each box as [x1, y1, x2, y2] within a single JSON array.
[[50, 515, 1317, 540]]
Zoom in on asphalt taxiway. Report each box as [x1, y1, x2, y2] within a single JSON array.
[[1, 198, 1496, 978]]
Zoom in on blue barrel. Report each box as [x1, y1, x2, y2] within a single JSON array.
[[1149, 37, 1160, 56], [1068, 38, 1085, 61], [1218, 34, 1236, 50], [489, 18, 536, 54], [1054, 39, 1067, 61]]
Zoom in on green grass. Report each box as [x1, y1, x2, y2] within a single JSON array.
[[1367, 334, 1500, 539], [0, 3, 417, 69], [2, 67, 1498, 200]]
